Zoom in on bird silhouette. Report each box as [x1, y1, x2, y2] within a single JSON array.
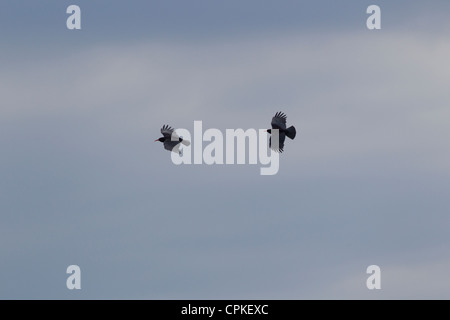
[[266, 112, 296, 153], [155, 125, 190, 156]]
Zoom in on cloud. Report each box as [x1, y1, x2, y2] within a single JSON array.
[[2, 31, 449, 177], [310, 252, 450, 299], [1, 28, 450, 298]]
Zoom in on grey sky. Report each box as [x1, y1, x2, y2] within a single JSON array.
[[1, 1, 450, 299]]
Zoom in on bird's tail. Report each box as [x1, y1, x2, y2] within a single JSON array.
[[181, 139, 190, 146], [286, 126, 296, 140]]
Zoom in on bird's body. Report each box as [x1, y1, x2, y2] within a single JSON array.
[[267, 112, 296, 153], [155, 125, 190, 155]]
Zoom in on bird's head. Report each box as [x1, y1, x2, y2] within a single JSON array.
[[266, 129, 272, 134], [154, 137, 165, 143]]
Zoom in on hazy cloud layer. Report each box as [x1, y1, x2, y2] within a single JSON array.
[[1, 2, 450, 299]]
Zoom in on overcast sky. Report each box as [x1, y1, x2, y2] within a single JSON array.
[[1, 0, 450, 299]]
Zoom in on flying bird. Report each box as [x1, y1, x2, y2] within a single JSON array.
[[155, 124, 190, 156], [266, 112, 296, 153]]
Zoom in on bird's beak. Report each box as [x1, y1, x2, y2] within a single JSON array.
[[154, 139, 158, 142]]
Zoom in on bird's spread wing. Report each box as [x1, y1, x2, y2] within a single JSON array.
[[271, 112, 287, 130], [160, 124, 179, 140], [269, 131, 285, 153]]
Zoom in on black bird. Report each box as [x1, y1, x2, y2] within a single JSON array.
[[266, 112, 296, 153], [155, 124, 190, 155]]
